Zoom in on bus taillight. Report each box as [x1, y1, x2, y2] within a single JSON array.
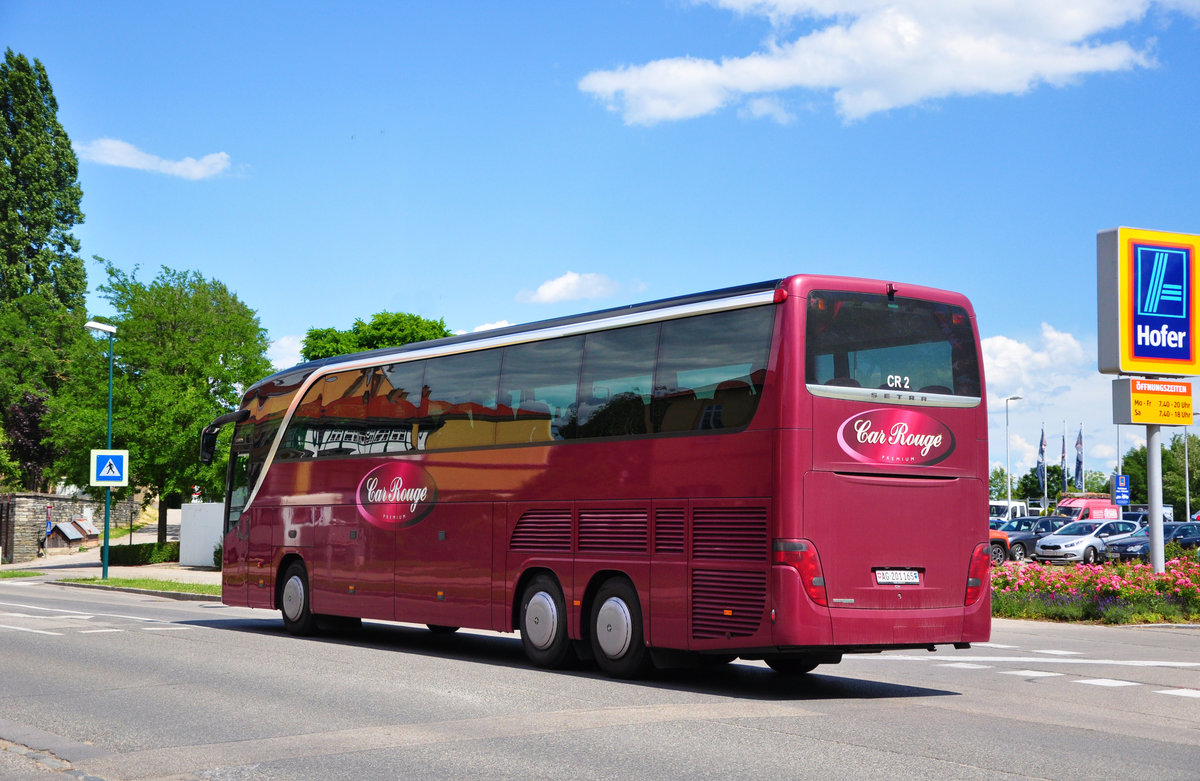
[[773, 539, 828, 607], [965, 543, 990, 606]]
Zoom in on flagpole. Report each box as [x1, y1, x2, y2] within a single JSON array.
[[1061, 421, 1067, 495]]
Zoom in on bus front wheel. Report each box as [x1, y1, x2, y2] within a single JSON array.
[[519, 574, 572, 669], [280, 561, 318, 636], [589, 578, 651, 679]]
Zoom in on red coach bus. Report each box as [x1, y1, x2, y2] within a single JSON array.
[[201, 274, 990, 678]]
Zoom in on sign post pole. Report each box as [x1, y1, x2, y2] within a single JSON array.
[[1146, 424, 1165, 572]]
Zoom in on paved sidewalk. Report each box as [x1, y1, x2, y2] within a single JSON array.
[[0, 524, 222, 588]]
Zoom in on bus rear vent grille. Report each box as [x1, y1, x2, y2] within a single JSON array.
[[578, 509, 648, 553], [654, 507, 685, 554], [691, 569, 766, 639], [692, 507, 768, 561], [510, 509, 572, 551]]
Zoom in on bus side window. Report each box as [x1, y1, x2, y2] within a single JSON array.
[[371, 361, 426, 452], [498, 336, 583, 444], [654, 307, 773, 432], [424, 350, 501, 450], [576, 324, 657, 439]]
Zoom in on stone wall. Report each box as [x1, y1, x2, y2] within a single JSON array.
[[0, 493, 141, 564]]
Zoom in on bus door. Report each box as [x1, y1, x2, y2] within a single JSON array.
[[222, 444, 251, 606]]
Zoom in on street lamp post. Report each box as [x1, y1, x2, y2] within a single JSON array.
[[1005, 395, 1023, 512], [85, 320, 116, 579]]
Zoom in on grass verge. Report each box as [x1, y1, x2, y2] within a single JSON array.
[[0, 570, 43, 578], [61, 576, 220, 596]]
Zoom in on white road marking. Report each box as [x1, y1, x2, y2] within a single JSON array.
[[79, 629, 124, 634], [939, 663, 992, 669], [1032, 649, 1082, 656], [1076, 679, 1140, 687], [996, 670, 1064, 678], [871, 655, 1200, 669], [975, 642, 1018, 648], [0, 623, 62, 636], [0, 600, 163, 623], [1155, 689, 1200, 698]]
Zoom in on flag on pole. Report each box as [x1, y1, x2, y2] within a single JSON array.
[[1061, 433, 1068, 492], [1037, 427, 1046, 491], [1074, 427, 1084, 491]]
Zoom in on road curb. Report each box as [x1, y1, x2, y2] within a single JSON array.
[[49, 580, 221, 602]]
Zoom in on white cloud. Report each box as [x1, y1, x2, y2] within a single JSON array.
[[983, 323, 1119, 478], [739, 96, 796, 123], [517, 272, 620, 304], [268, 335, 304, 370], [75, 138, 230, 180], [578, 1, 1196, 123], [473, 320, 513, 332]]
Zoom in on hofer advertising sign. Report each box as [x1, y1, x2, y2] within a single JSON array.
[[1098, 227, 1200, 376]]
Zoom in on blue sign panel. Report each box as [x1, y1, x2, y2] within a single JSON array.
[[90, 449, 129, 487], [1113, 474, 1131, 506], [1132, 243, 1191, 362]]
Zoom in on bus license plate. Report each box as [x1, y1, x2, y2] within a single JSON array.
[[875, 570, 920, 585]]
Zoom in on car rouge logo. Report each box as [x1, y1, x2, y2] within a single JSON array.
[[836, 409, 955, 466], [356, 462, 438, 528]]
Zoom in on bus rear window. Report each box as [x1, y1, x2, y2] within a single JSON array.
[[805, 291, 981, 398]]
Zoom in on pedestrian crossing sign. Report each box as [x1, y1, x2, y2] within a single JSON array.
[[90, 449, 129, 487]]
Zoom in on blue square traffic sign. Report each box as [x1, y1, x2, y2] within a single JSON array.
[[90, 449, 129, 487]]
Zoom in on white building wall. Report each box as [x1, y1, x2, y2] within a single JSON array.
[[180, 503, 224, 567]]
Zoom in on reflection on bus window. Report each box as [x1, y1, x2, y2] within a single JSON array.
[[805, 291, 981, 397]]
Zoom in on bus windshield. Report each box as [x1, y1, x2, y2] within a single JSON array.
[[805, 291, 981, 397]]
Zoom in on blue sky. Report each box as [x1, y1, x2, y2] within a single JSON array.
[[6, 1, 1200, 480]]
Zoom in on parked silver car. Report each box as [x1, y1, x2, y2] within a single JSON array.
[[1033, 519, 1140, 565]]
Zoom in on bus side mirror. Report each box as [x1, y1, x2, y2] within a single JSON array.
[[200, 429, 218, 465]]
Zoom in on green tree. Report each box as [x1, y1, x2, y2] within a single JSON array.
[[301, 311, 452, 361], [1121, 445, 1148, 505], [1083, 469, 1111, 494], [0, 426, 21, 490], [48, 262, 273, 541], [989, 466, 1013, 500], [1015, 464, 1066, 506], [0, 50, 87, 488]]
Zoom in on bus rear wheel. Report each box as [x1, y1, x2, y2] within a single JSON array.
[[589, 578, 651, 679], [280, 561, 318, 636], [519, 574, 572, 669]]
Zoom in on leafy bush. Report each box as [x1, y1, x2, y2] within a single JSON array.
[[107, 541, 180, 566], [212, 543, 222, 569], [991, 556, 1200, 623]]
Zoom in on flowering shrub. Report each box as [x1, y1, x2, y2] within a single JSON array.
[[990, 556, 1200, 623]]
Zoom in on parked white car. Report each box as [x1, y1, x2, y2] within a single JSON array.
[[1033, 520, 1140, 565]]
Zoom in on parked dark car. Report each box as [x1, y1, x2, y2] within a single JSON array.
[[1106, 522, 1200, 562], [997, 515, 1071, 561], [1122, 512, 1169, 527]]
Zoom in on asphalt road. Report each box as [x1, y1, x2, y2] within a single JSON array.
[[1, 580, 1197, 780]]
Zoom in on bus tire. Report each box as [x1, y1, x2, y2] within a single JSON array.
[[280, 561, 318, 636], [519, 574, 573, 669], [765, 655, 819, 675], [589, 578, 651, 679]]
